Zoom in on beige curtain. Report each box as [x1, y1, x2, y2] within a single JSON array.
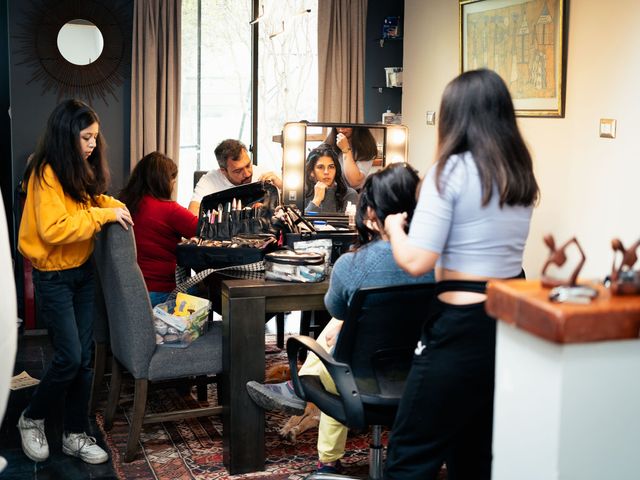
[[130, 0, 181, 170], [317, 0, 368, 122]]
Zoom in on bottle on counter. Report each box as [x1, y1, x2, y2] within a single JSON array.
[[382, 108, 395, 124]]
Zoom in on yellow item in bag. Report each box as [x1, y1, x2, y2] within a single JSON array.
[[173, 292, 210, 317]]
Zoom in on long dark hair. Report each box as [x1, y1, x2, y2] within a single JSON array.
[[326, 126, 378, 164], [119, 151, 178, 213], [304, 144, 350, 211], [436, 69, 539, 207], [24, 99, 109, 203], [355, 162, 420, 246]]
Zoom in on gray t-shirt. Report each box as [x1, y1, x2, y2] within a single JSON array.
[[408, 152, 533, 278], [325, 240, 435, 321], [306, 185, 358, 214]]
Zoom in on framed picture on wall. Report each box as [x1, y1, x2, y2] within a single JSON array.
[[459, 0, 567, 117]]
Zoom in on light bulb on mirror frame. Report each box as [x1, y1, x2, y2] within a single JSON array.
[[387, 126, 407, 145], [285, 150, 304, 165], [283, 122, 306, 143], [284, 173, 302, 189]]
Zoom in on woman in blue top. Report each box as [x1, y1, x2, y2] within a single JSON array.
[[248, 162, 434, 474], [383, 69, 539, 479]]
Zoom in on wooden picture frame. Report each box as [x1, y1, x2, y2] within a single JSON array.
[[459, 0, 567, 117]]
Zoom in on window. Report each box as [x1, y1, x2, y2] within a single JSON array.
[[179, 0, 317, 206], [179, 0, 252, 206]]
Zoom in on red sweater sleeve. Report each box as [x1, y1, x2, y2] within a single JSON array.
[[167, 202, 198, 238]]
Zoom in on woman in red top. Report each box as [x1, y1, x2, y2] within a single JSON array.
[[120, 152, 198, 306]]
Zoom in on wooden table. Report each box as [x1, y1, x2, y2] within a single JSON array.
[[207, 273, 329, 474], [486, 280, 640, 480]]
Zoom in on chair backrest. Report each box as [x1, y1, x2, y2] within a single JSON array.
[[92, 269, 109, 344], [333, 282, 435, 399], [194, 170, 207, 188], [93, 223, 156, 378]]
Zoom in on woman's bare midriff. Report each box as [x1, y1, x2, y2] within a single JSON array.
[[435, 267, 490, 305]]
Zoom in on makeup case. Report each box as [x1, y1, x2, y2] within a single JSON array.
[[264, 250, 326, 283], [176, 181, 280, 270], [284, 230, 357, 264]]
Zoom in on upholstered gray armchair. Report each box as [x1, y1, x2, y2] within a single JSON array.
[[92, 223, 223, 462]]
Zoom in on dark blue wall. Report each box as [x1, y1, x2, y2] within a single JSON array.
[[7, 0, 133, 223], [364, 0, 404, 124], [4, 0, 132, 325]]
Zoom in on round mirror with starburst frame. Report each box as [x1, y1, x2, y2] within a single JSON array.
[[15, 0, 131, 105]]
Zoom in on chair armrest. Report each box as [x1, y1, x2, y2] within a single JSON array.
[[286, 335, 366, 429]]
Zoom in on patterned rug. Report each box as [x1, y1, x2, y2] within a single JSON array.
[[96, 337, 374, 479]]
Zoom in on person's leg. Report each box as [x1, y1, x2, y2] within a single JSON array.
[[246, 317, 343, 413], [19, 267, 83, 461], [299, 317, 341, 376], [148, 291, 170, 307], [444, 307, 496, 480], [25, 268, 83, 420], [385, 301, 496, 480], [316, 361, 348, 466], [58, 263, 108, 464], [63, 263, 95, 434]]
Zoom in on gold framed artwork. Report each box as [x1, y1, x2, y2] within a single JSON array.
[[459, 0, 567, 117]]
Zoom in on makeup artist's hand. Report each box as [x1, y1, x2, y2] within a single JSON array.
[[258, 171, 282, 189], [112, 207, 133, 230], [384, 212, 407, 237], [336, 133, 351, 154]]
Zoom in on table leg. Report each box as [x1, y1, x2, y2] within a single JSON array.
[[221, 295, 266, 474]]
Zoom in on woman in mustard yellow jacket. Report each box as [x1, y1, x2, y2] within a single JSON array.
[[17, 99, 133, 465]]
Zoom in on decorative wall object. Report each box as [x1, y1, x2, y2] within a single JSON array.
[[14, 0, 131, 105], [459, 0, 567, 117]]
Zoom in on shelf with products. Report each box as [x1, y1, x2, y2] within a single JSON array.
[[375, 36, 403, 48], [372, 86, 402, 93]]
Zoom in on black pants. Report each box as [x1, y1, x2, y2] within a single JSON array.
[[385, 280, 495, 480], [26, 262, 95, 433]]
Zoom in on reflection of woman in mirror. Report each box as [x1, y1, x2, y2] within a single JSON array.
[[326, 126, 378, 190], [304, 144, 358, 214]]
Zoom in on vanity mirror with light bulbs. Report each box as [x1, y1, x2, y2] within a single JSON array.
[[280, 121, 409, 220]]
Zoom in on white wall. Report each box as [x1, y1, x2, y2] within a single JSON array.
[[403, 0, 640, 279]]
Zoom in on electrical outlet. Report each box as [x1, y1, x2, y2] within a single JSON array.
[[599, 118, 616, 138], [426, 111, 436, 125], [288, 191, 297, 201]]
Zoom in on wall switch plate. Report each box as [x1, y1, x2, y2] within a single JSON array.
[[426, 111, 436, 125], [599, 118, 617, 138]]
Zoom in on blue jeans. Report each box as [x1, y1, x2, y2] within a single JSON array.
[[26, 262, 95, 433], [148, 291, 170, 307]]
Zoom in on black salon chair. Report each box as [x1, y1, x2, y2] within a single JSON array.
[[193, 170, 207, 188], [286, 282, 435, 480]]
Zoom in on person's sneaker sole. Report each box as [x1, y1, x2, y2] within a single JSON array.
[[246, 381, 306, 415], [20, 443, 48, 463], [17, 414, 49, 462], [62, 445, 108, 464]]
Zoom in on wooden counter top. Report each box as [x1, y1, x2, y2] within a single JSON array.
[[485, 279, 640, 344]]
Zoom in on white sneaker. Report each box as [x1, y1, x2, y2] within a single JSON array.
[[62, 432, 109, 464], [17, 410, 49, 462]]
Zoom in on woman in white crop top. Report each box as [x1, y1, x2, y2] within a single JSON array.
[[383, 69, 539, 480]]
